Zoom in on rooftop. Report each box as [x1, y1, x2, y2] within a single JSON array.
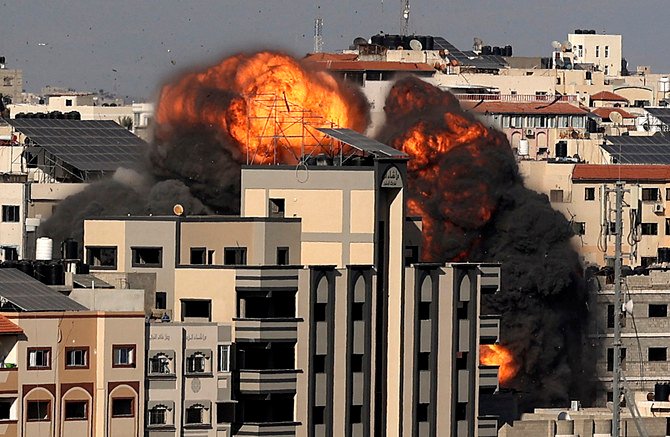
[[592, 107, 636, 120], [572, 164, 670, 182], [0, 268, 87, 312], [464, 101, 588, 115], [591, 90, 628, 102], [0, 314, 23, 335], [309, 59, 435, 73]]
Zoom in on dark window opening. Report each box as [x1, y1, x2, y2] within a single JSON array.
[[314, 302, 327, 322], [607, 348, 626, 371], [607, 304, 615, 328], [455, 402, 467, 421], [155, 291, 167, 310], [550, 189, 564, 203], [112, 398, 134, 417], [314, 355, 326, 373], [148, 406, 168, 425], [276, 247, 289, 265], [237, 342, 295, 370], [1, 205, 19, 222], [351, 302, 364, 321], [351, 354, 363, 372], [237, 394, 293, 423], [186, 352, 208, 373], [224, 247, 247, 265], [572, 222, 586, 236], [238, 290, 296, 318], [131, 247, 162, 267], [666, 219, 670, 235], [65, 348, 87, 368], [185, 405, 205, 424], [27, 400, 50, 421], [207, 250, 215, 265], [217, 402, 235, 424], [313, 406, 325, 425], [642, 223, 658, 235], [607, 391, 613, 402], [642, 188, 660, 201], [0, 400, 12, 420], [405, 245, 419, 266], [182, 299, 212, 321], [585, 187, 596, 201], [350, 405, 362, 424], [649, 304, 668, 318], [149, 353, 171, 374], [3, 247, 18, 261], [269, 198, 285, 218], [649, 347, 667, 362], [190, 247, 206, 265], [86, 246, 117, 269], [417, 403, 429, 422], [642, 257, 658, 268], [64, 401, 87, 420], [456, 301, 469, 320], [419, 302, 431, 320], [418, 352, 430, 371], [65, 99, 73, 107]]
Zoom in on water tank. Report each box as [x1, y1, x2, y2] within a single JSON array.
[[481, 46, 492, 55], [659, 77, 670, 93], [35, 237, 53, 261], [518, 139, 530, 156], [1, 260, 18, 269], [556, 141, 568, 158], [504, 45, 513, 56], [659, 248, 670, 263], [492, 46, 502, 56], [371, 34, 384, 46], [654, 382, 670, 401], [16, 260, 34, 277], [47, 262, 64, 285], [62, 239, 79, 260], [425, 36, 434, 50]]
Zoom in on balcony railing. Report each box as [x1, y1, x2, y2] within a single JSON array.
[[0, 366, 18, 392], [234, 318, 301, 342], [479, 365, 499, 390], [237, 422, 299, 436], [453, 93, 579, 103], [238, 369, 300, 393]]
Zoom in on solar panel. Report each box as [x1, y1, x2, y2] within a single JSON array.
[[645, 108, 670, 128], [603, 134, 670, 164], [0, 269, 87, 312], [317, 128, 408, 158], [432, 37, 506, 70], [8, 119, 146, 172]]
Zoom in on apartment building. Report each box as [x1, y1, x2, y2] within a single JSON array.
[[0, 268, 145, 437], [567, 31, 622, 77], [83, 129, 503, 436], [0, 59, 22, 104]]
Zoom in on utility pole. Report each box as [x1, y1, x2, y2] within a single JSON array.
[[314, 17, 323, 53], [611, 181, 625, 437], [401, 0, 410, 36]]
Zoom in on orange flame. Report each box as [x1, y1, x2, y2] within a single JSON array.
[[480, 344, 519, 386], [155, 51, 368, 164]]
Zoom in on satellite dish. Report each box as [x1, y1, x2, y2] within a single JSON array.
[[474, 37, 483, 46], [555, 58, 565, 68], [557, 412, 572, 421], [409, 39, 423, 51], [643, 122, 651, 131], [609, 111, 623, 125], [173, 204, 184, 216], [562, 41, 573, 51], [552, 40, 562, 50], [353, 37, 367, 46]]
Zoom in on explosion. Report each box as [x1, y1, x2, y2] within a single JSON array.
[[480, 344, 519, 386], [155, 51, 369, 164]]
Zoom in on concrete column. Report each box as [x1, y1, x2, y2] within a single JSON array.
[[555, 419, 577, 437], [594, 418, 612, 437]]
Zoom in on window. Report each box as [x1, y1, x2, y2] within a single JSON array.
[[313, 406, 325, 425], [65, 348, 88, 368], [111, 398, 134, 417], [3, 247, 17, 261], [351, 354, 363, 372], [217, 402, 235, 424], [419, 302, 431, 320], [351, 302, 364, 321], [269, 198, 285, 218], [642, 257, 658, 267], [607, 348, 627, 372], [207, 250, 215, 265], [112, 345, 135, 368], [642, 188, 660, 201], [314, 355, 326, 373], [27, 348, 51, 369], [218, 345, 230, 372], [190, 247, 206, 264], [649, 347, 667, 362], [0, 399, 14, 420], [27, 400, 50, 421], [186, 352, 207, 374], [405, 245, 419, 266], [276, 247, 289, 265], [649, 304, 668, 317], [64, 401, 87, 420], [572, 222, 586, 236], [666, 219, 670, 235], [314, 303, 327, 322], [131, 247, 162, 267], [605, 46, 609, 58], [666, 188, 670, 200], [417, 403, 429, 422], [549, 190, 564, 203], [1, 205, 19, 222], [181, 299, 211, 321], [65, 99, 73, 107], [607, 221, 617, 235], [224, 247, 247, 265], [2, 77, 13, 87], [148, 405, 168, 425], [86, 246, 117, 269], [418, 352, 430, 371], [149, 353, 171, 374], [185, 404, 206, 424], [155, 291, 167, 310], [349, 405, 362, 424], [641, 223, 658, 235], [585, 187, 596, 201], [595, 46, 600, 57], [607, 304, 615, 328]]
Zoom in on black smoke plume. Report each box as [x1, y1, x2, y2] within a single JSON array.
[[377, 77, 597, 409]]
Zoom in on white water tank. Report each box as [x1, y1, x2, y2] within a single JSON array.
[[518, 139, 530, 156], [660, 77, 670, 93], [35, 237, 53, 261]]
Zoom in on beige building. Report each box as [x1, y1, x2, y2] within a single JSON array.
[[0, 60, 23, 104], [568, 32, 623, 77], [83, 129, 503, 436]]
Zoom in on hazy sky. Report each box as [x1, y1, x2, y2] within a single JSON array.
[[1, 0, 669, 100]]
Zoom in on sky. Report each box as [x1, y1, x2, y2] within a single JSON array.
[[1, 0, 669, 101]]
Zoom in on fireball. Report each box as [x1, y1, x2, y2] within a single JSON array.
[[480, 344, 519, 386]]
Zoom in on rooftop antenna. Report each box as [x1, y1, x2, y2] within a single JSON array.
[[314, 17, 324, 53], [401, 0, 410, 36]]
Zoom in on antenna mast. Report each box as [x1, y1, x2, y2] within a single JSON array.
[[314, 17, 324, 53], [401, 0, 410, 35]]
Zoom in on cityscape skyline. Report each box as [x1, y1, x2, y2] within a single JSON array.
[[1, 0, 670, 99]]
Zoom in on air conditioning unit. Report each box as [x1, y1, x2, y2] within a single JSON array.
[[525, 129, 535, 137], [653, 203, 665, 214]]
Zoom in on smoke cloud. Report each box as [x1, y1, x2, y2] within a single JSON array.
[[379, 77, 597, 409]]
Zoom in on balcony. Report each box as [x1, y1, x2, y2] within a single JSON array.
[[234, 318, 300, 342], [238, 369, 300, 394], [453, 93, 579, 103], [0, 367, 18, 393], [479, 365, 499, 390], [236, 422, 299, 436], [478, 416, 499, 437], [479, 317, 500, 342]]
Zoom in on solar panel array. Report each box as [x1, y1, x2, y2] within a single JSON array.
[[0, 269, 86, 312], [318, 128, 408, 158], [433, 37, 507, 70], [8, 119, 146, 171], [645, 108, 670, 127], [603, 135, 670, 164]]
